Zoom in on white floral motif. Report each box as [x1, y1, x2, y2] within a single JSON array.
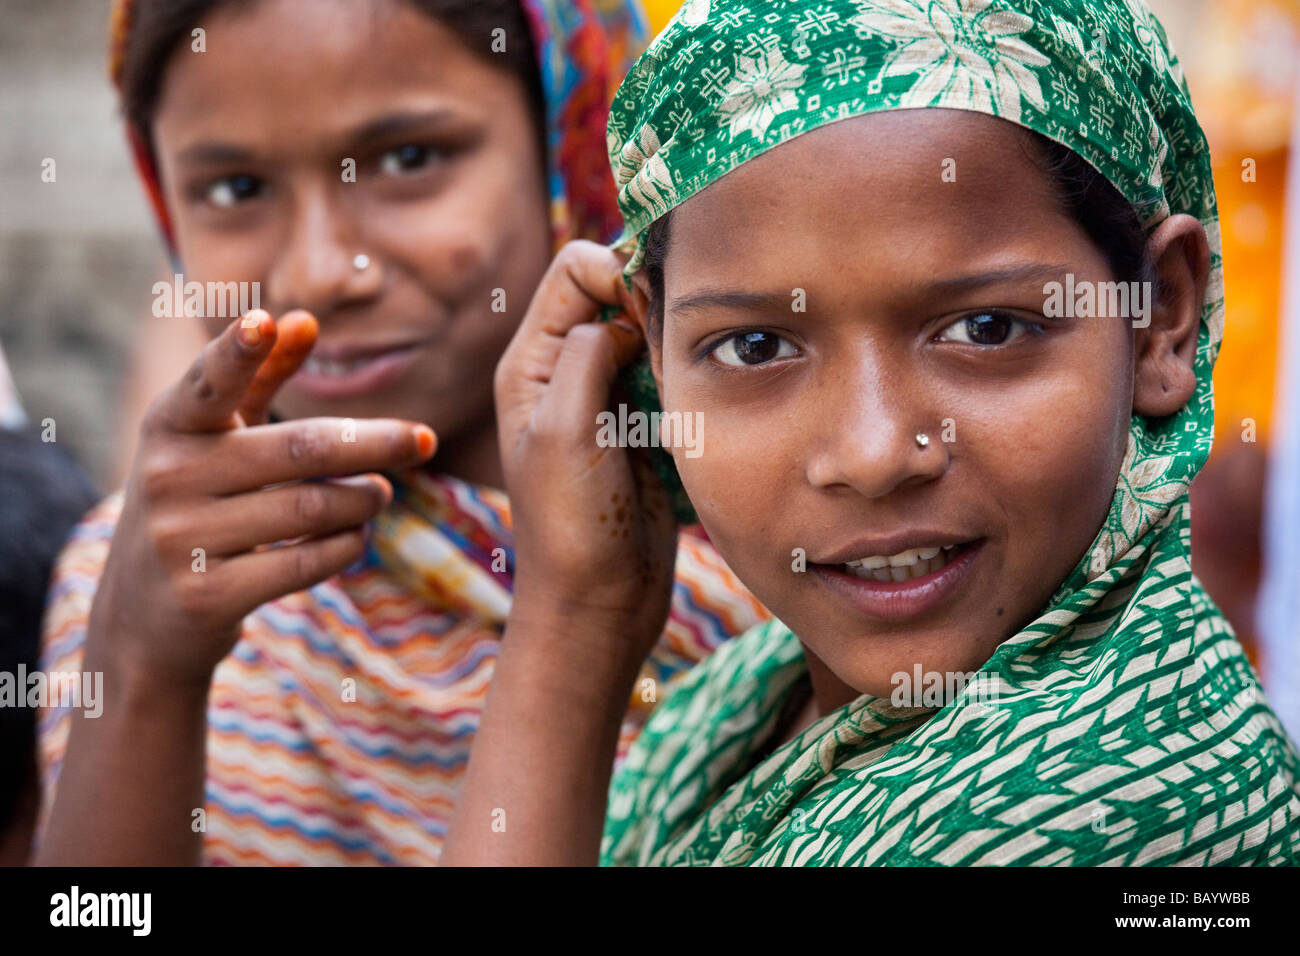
[[851, 0, 1050, 122], [715, 44, 808, 142], [1144, 112, 1171, 221], [1122, 0, 1176, 83], [681, 0, 712, 27], [611, 123, 676, 220]]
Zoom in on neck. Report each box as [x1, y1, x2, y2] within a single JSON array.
[[803, 647, 866, 717], [431, 414, 504, 490]]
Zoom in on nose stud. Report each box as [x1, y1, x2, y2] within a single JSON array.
[[353, 253, 371, 272], [915, 433, 930, 449]]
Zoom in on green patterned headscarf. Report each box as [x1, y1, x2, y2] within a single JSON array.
[[601, 0, 1300, 866]]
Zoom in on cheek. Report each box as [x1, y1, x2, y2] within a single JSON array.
[[374, 173, 549, 311], [967, 338, 1131, 567], [664, 372, 797, 580]]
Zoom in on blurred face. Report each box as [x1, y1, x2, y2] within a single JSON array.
[[651, 110, 1134, 710], [152, 0, 551, 483]]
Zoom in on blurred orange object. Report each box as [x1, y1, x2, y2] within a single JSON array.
[[643, 0, 681, 33]]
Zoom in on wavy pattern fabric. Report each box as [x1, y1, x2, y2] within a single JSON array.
[[39, 473, 765, 865], [600, 0, 1300, 866]]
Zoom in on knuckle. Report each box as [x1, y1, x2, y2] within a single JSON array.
[[554, 240, 589, 269], [526, 413, 566, 448], [291, 544, 318, 585], [146, 515, 184, 556], [170, 570, 214, 619], [285, 427, 330, 465], [295, 484, 330, 524], [184, 362, 218, 405], [137, 450, 184, 500], [566, 323, 609, 355]]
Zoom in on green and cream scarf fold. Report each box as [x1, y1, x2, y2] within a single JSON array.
[[600, 0, 1300, 866]]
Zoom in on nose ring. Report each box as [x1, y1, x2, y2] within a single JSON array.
[[353, 253, 371, 271], [915, 433, 930, 449]]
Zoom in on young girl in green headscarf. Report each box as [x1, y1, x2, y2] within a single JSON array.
[[443, 0, 1300, 865]]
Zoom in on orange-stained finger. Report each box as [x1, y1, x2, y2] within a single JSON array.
[[202, 418, 436, 495], [238, 310, 319, 426], [153, 311, 278, 434]]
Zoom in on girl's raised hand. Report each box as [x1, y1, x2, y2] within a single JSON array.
[[90, 310, 437, 690], [493, 241, 679, 668]]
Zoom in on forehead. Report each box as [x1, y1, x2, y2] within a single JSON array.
[[666, 109, 1075, 282], [153, 0, 514, 153]]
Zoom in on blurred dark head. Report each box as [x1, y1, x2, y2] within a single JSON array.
[[0, 428, 98, 844]]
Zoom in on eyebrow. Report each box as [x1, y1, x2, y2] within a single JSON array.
[[668, 264, 1075, 317], [174, 109, 460, 167], [347, 108, 459, 144], [668, 290, 799, 317], [923, 263, 1074, 296]]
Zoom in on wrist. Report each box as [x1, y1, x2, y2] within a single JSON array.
[[502, 601, 646, 702], [85, 623, 216, 715]]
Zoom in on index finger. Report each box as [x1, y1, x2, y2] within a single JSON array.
[[238, 310, 319, 426], [153, 311, 277, 434], [511, 241, 636, 351]]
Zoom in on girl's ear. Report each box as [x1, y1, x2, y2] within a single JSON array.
[[1132, 213, 1209, 419], [627, 269, 665, 393]]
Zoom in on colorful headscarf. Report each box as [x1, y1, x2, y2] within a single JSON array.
[[601, 0, 1300, 865], [107, 0, 648, 266]]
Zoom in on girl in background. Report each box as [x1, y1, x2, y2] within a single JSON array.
[[35, 0, 764, 866]]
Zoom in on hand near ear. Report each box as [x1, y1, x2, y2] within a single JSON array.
[[1132, 213, 1210, 419], [493, 240, 678, 657]]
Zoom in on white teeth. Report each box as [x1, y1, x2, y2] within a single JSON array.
[[842, 543, 962, 582], [305, 356, 367, 378]]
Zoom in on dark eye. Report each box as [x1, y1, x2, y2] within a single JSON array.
[[380, 144, 438, 176], [206, 174, 263, 208], [938, 311, 1038, 346], [709, 331, 797, 367]]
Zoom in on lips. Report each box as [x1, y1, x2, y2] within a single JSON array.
[[289, 340, 424, 400], [810, 538, 986, 623]]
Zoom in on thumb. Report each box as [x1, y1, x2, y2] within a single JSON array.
[[238, 310, 319, 426]]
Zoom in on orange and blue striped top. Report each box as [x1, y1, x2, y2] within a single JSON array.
[[36, 470, 765, 864]]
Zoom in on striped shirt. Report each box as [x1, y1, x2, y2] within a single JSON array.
[[36, 471, 766, 865]]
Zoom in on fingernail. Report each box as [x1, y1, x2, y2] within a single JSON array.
[[239, 311, 269, 348], [413, 425, 436, 459], [372, 475, 394, 505]]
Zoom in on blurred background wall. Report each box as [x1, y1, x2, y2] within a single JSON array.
[[2, 0, 1297, 719], [0, 0, 158, 482]]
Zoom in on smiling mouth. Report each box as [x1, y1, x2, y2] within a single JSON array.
[[841, 544, 964, 582], [810, 539, 986, 623], [290, 342, 425, 399], [301, 344, 419, 378]]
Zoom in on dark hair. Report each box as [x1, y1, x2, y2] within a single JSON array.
[[643, 128, 1157, 335], [116, 0, 545, 157], [0, 430, 99, 829]]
